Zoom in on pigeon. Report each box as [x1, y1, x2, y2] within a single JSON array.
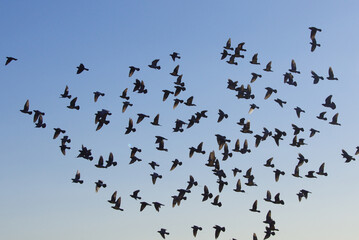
[[213, 225, 225, 239], [60, 85, 71, 99], [316, 111, 327, 121], [140, 202, 152, 211], [125, 118, 136, 134], [226, 55, 238, 65], [148, 59, 161, 70], [249, 200, 260, 213], [274, 98, 287, 107], [33, 110, 45, 122], [250, 73, 262, 83], [249, 104, 259, 114], [130, 190, 141, 200], [289, 59, 300, 74], [5, 57, 17, 65], [20, 100, 32, 115], [158, 228, 169, 239], [263, 61, 273, 72], [53, 128, 65, 139], [76, 63, 88, 74], [170, 52, 181, 61], [95, 180, 107, 192], [120, 88, 130, 100], [305, 171, 317, 178], [273, 169, 285, 182], [250, 53, 260, 65], [309, 128, 320, 137], [292, 165, 302, 178], [151, 114, 161, 126], [322, 95, 336, 110], [309, 26, 322, 40], [95, 156, 107, 168], [310, 37, 321, 52], [112, 197, 124, 211], [316, 163, 328, 176], [327, 67, 338, 80], [311, 70, 324, 84], [184, 96, 196, 106], [264, 87, 277, 100], [152, 202, 164, 212], [72, 170, 83, 184], [341, 149, 355, 163], [148, 161, 160, 170], [186, 175, 198, 190], [211, 195, 222, 207], [233, 179, 245, 193], [264, 157, 275, 168], [93, 91, 105, 102], [217, 109, 228, 122], [201, 185, 213, 202], [136, 113, 150, 124], [162, 90, 174, 101], [105, 152, 117, 167], [129, 66, 140, 77], [67, 97, 80, 110], [329, 113, 341, 126], [170, 159, 182, 171], [150, 172, 162, 184], [223, 38, 233, 50], [108, 191, 117, 204], [170, 65, 180, 76], [191, 225, 203, 237], [294, 106, 305, 118], [35, 115, 46, 128], [220, 49, 230, 60]]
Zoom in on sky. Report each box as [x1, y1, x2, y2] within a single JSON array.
[[1, 0, 359, 239]]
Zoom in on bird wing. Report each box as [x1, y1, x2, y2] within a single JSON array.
[[291, 59, 297, 71], [328, 67, 334, 78]]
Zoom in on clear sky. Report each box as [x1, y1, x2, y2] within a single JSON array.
[[1, 1, 359, 240]]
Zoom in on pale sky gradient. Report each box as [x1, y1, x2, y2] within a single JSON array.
[[1, 1, 359, 240]]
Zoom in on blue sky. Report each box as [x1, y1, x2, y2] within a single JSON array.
[[1, 1, 359, 240]]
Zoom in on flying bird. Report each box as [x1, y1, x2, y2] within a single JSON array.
[[148, 59, 161, 69], [72, 170, 83, 184], [170, 52, 181, 61], [76, 63, 88, 74], [128, 66, 140, 77], [67, 97, 80, 110], [20, 99, 32, 115], [5, 57, 17, 65]]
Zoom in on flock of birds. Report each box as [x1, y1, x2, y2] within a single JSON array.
[[16, 27, 357, 240]]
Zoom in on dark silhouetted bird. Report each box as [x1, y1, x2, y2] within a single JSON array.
[[93, 91, 105, 102], [67, 97, 80, 110], [129, 66, 140, 77], [53, 128, 65, 139], [148, 161, 160, 170], [309, 26, 322, 40], [274, 98, 287, 108], [310, 37, 321, 52], [162, 90, 174, 102], [112, 197, 124, 211], [327, 67, 338, 80], [292, 165, 302, 178], [148, 59, 161, 69], [201, 185, 213, 201], [311, 70, 324, 84], [158, 228, 169, 239], [273, 169, 285, 182], [153, 202, 164, 212], [322, 95, 336, 110], [305, 171, 317, 178], [294, 106, 305, 118], [263, 61, 272, 72], [341, 149, 355, 163], [122, 101, 133, 113], [233, 178, 245, 193], [213, 225, 225, 239], [130, 190, 141, 200], [125, 118, 136, 134], [170, 159, 182, 171], [170, 52, 181, 61], [108, 191, 117, 204], [76, 63, 88, 74], [140, 201, 151, 211], [20, 100, 32, 115], [249, 200, 260, 213], [250, 73, 262, 83], [317, 111, 327, 121], [289, 59, 300, 74], [264, 87, 277, 100], [329, 113, 341, 126], [309, 128, 320, 137], [192, 225, 202, 237], [72, 170, 83, 184], [151, 114, 161, 126], [224, 38, 233, 50], [95, 180, 107, 192], [120, 88, 130, 100], [5, 57, 17, 65], [217, 109, 228, 122], [220, 49, 230, 60], [136, 113, 150, 124], [170, 65, 180, 76], [264, 157, 275, 168], [60, 85, 71, 99], [150, 172, 162, 184], [250, 53, 260, 65], [316, 163, 328, 176], [211, 195, 222, 207]]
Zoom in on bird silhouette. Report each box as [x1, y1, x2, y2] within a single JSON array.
[[191, 225, 202, 237], [322, 95, 336, 110], [93, 91, 105, 102], [67, 97, 80, 110], [170, 52, 181, 61], [72, 170, 83, 184], [250, 53, 260, 65], [130, 190, 141, 200], [76, 63, 88, 74], [120, 88, 130, 100], [329, 113, 341, 126], [249, 200, 260, 213], [20, 100, 32, 115], [213, 225, 225, 239], [5, 57, 17, 65], [148, 59, 161, 69], [158, 228, 169, 239], [289, 59, 300, 74], [60, 85, 71, 99], [128, 66, 140, 77], [327, 67, 338, 80], [263, 61, 273, 72]]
